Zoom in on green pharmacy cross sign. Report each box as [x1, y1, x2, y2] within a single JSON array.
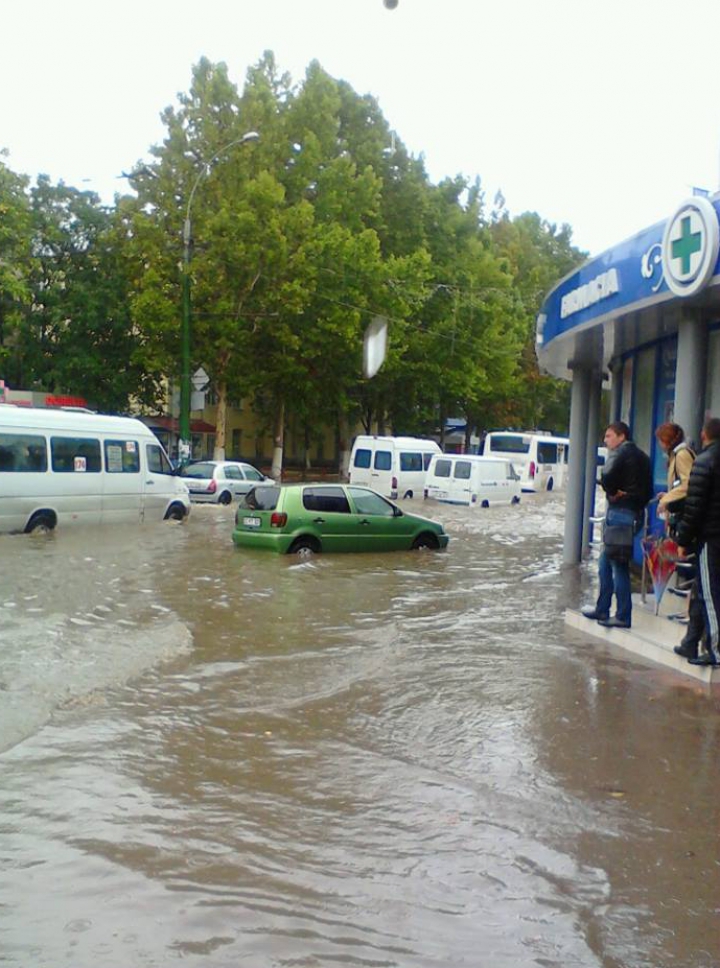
[[671, 215, 702, 275], [661, 197, 720, 297]]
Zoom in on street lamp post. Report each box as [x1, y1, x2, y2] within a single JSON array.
[[178, 130, 260, 465]]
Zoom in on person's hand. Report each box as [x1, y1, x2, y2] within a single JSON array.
[[678, 546, 687, 558]]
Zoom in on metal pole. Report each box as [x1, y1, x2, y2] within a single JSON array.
[[563, 366, 591, 564], [179, 218, 193, 465]]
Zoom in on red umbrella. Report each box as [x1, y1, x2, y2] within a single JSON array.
[[641, 534, 680, 614]]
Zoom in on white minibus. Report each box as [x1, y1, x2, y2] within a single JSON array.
[[483, 431, 569, 492], [424, 454, 521, 507], [0, 406, 191, 534], [349, 435, 442, 499]]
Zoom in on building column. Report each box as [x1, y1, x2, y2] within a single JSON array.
[[564, 365, 591, 565], [674, 314, 707, 446], [609, 360, 622, 422], [582, 371, 603, 554]]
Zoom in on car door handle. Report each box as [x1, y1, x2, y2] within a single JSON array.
[[313, 517, 326, 524], [359, 518, 371, 526], [146, 480, 155, 485]]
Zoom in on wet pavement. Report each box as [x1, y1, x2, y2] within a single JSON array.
[[0, 494, 718, 967]]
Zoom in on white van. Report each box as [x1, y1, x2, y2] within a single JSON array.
[[424, 454, 521, 507], [0, 406, 191, 534], [483, 431, 569, 492], [349, 435, 442, 499]]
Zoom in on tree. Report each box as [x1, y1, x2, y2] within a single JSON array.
[[0, 157, 33, 386]]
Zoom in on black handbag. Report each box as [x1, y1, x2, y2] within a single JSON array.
[[603, 521, 635, 561]]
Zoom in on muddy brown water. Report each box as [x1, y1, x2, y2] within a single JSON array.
[[0, 494, 718, 968]]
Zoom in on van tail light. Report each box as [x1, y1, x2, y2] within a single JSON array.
[[270, 512, 287, 528], [207, 479, 217, 493], [392, 476, 398, 490], [529, 461, 536, 479]]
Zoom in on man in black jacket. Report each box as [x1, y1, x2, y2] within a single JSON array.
[[582, 421, 653, 628], [675, 417, 720, 667]]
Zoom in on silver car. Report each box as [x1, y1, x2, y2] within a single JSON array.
[[180, 460, 273, 504]]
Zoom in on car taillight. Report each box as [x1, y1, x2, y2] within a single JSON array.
[[529, 461, 536, 479], [208, 479, 217, 493], [270, 512, 287, 528], [392, 476, 398, 490]]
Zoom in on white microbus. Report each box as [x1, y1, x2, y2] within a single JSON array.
[[349, 435, 442, 499], [483, 431, 569, 492], [0, 406, 191, 534], [424, 454, 521, 507]]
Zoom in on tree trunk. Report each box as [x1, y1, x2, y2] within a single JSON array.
[[303, 423, 312, 478], [338, 410, 351, 481], [464, 411, 472, 454], [213, 381, 227, 460], [271, 397, 284, 481]]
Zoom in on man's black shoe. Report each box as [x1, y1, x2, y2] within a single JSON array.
[[597, 616, 631, 629], [687, 653, 719, 667], [581, 606, 609, 621], [673, 642, 698, 659]]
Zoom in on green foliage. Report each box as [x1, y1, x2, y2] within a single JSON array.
[[0, 53, 587, 458]]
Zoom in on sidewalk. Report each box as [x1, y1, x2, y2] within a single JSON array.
[[566, 591, 720, 686]]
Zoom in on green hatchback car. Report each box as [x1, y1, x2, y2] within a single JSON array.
[[232, 483, 449, 555]]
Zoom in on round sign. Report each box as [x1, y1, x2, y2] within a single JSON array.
[[661, 196, 720, 297]]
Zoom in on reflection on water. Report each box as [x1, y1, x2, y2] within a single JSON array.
[[0, 495, 718, 967]]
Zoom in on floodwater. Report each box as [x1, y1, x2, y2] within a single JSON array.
[[0, 494, 718, 968]]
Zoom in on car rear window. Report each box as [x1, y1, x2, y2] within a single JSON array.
[[183, 462, 214, 479], [302, 487, 350, 514], [433, 459, 452, 479], [241, 486, 280, 510]]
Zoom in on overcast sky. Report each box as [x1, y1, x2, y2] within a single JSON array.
[[2, 0, 720, 256]]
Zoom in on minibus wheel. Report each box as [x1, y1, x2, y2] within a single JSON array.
[[26, 512, 55, 534]]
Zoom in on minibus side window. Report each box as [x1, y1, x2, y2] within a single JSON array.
[[374, 450, 392, 471], [105, 440, 140, 473], [353, 448, 371, 469], [400, 452, 422, 472], [537, 442, 558, 464], [423, 452, 435, 470], [51, 437, 101, 473], [146, 443, 173, 475], [0, 434, 48, 472]]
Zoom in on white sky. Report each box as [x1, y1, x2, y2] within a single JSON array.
[[2, 0, 720, 255]]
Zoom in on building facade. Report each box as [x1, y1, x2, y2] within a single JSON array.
[[536, 194, 720, 563]]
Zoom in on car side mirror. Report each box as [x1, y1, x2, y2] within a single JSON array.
[[393, 506, 403, 518]]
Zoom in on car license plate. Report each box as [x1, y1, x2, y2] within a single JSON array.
[[242, 516, 261, 528]]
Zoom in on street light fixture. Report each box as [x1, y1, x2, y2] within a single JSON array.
[[178, 130, 260, 465]]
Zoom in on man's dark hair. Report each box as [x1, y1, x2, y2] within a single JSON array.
[[702, 417, 720, 441], [607, 421, 631, 440]]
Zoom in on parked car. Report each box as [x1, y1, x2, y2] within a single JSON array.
[[180, 460, 273, 504], [232, 483, 449, 555]]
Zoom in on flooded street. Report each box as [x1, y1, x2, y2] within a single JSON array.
[[1, 494, 718, 968]]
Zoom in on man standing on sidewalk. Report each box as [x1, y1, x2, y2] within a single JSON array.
[[675, 417, 720, 667], [582, 421, 653, 629]]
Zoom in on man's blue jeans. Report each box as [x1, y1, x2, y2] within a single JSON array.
[[596, 506, 636, 625]]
